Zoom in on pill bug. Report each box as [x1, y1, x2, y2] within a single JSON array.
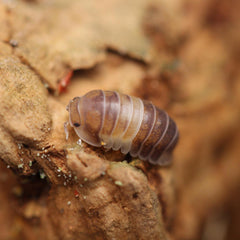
[[65, 90, 179, 165]]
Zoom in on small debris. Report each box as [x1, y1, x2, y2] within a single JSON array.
[[77, 139, 82, 145], [44, 83, 49, 89], [114, 180, 123, 186], [18, 163, 24, 169], [9, 39, 18, 47], [40, 172, 46, 179], [74, 190, 79, 198], [58, 70, 73, 93]]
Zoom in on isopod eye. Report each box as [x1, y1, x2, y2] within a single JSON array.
[[73, 123, 80, 127]]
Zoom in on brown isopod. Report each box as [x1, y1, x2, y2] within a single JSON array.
[[65, 90, 179, 165]]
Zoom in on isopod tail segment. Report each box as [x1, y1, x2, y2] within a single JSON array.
[[65, 90, 179, 166]]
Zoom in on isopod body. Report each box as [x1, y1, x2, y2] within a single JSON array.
[[66, 90, 179, 165]]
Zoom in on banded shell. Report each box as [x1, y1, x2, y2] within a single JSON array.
[[65, 90, 179, 165]]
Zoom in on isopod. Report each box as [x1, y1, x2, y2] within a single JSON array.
[[65, 90, 179, 165]]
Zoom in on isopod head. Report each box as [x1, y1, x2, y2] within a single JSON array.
[[67, 91, 105, 147]]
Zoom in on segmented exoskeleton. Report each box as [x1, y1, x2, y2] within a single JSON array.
[[65, 90, 179, 165]]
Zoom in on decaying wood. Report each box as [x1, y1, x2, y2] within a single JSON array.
[[0, 0, 240, 239]]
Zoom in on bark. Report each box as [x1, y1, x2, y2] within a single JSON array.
[[0, 0, 240, 239]]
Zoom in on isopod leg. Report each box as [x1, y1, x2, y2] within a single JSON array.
[[64, 121, 70, 140]]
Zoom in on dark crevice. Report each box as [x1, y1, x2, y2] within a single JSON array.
[[13, 173, 50, 202], [106, 47, 148, 66]]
